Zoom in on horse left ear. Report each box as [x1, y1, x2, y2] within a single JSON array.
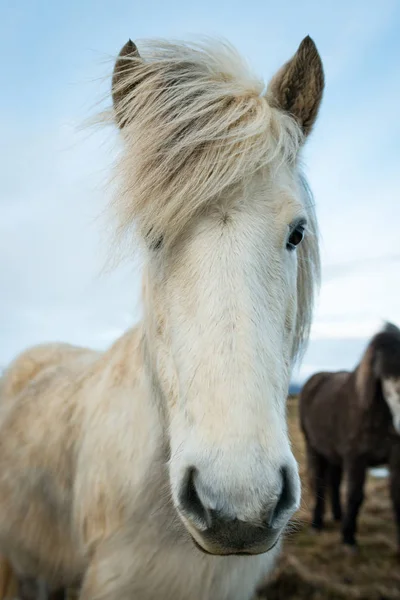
[[266, 36, 324, 138], [112, 39, 142, 128]]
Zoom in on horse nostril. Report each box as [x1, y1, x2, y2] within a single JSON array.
[[269, 466, 297, 528], [178, 467, 211, 530]]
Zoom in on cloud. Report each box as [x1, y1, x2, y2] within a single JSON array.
[[323, 254, 400, 282]]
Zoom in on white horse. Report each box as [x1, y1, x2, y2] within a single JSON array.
[[0, 34, 324, 600]]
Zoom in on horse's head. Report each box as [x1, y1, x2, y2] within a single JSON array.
[[375, 323, 400, 434], [357, 323, 400, 434], [111, 36, 323, 555]]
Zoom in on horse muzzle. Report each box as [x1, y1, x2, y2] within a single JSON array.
[[177, 465, 297, 556], [186, 517, 282, 556]]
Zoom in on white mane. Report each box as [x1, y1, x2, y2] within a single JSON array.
[[107, 38, 319, 359], [109, 39, 302, 244]]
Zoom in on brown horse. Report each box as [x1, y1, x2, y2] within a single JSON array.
[[299, 323, 400, 551]]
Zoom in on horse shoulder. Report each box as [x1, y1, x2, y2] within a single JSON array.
[[0, 358, 97, 585], [73, 327, 164, 555], [0, 342, 93, 402]]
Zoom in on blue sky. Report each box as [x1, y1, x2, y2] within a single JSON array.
[[1, 0, 399, 380]]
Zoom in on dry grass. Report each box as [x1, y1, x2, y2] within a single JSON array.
[[256, 397, 400, 599]]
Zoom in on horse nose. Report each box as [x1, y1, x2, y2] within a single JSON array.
[[266, 466, 299, 528], [178, 465, 298, 555], [178, 467, 212, 530]]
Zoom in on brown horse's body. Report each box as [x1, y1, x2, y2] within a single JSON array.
[[301, 370, 394, 466], [299, 324, 400, 550]]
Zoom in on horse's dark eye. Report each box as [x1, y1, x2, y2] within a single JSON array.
[[287, 224, 305, 251]]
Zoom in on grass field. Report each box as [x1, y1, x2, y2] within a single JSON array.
[[257, 397, 400, 600]]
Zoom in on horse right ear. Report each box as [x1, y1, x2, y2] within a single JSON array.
[[266, 36, 324, 138], [112, 39, 142, 128]]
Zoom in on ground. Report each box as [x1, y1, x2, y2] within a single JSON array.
[[257, 397, 400, 600]]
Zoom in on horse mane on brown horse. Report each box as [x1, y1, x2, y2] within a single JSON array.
[[355, 322, 400, 412], [299, 322, 400, 551]]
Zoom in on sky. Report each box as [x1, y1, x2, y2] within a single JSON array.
[[1, 0, 399, 381]]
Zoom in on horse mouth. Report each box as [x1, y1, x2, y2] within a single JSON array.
[[189, 532, 280, 556]]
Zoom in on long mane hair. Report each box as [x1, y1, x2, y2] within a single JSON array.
[[102, 38, 320, 360]]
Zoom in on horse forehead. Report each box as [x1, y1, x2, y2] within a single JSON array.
[[222, 167, 301, 214], [201, 168, 304, 239]]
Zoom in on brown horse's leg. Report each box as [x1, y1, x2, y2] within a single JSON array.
[[17, 576, 43, 600], [341, 458, 366, 548], [389, 442, 400, 555], [307, 447, 328, 530], [18, 577, 66, 600], [329, 463, 343, 522], [48, 589, 67, 600]]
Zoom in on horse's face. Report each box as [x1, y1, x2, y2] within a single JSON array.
[[371, 324, 400, 435], [113, 36, 323, 555], [149, 165, 309, 555], [382, 378, 400, 434]]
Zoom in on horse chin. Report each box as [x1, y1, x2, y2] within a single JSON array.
[[186, 528, 281, 557]]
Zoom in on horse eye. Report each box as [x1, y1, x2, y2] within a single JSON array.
[[287, 224, 305, 251]]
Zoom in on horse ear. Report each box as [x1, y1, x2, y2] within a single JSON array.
[[112, 39, 142, 128], [266, 36, 324, 138], [355, 341, 381, 409]]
